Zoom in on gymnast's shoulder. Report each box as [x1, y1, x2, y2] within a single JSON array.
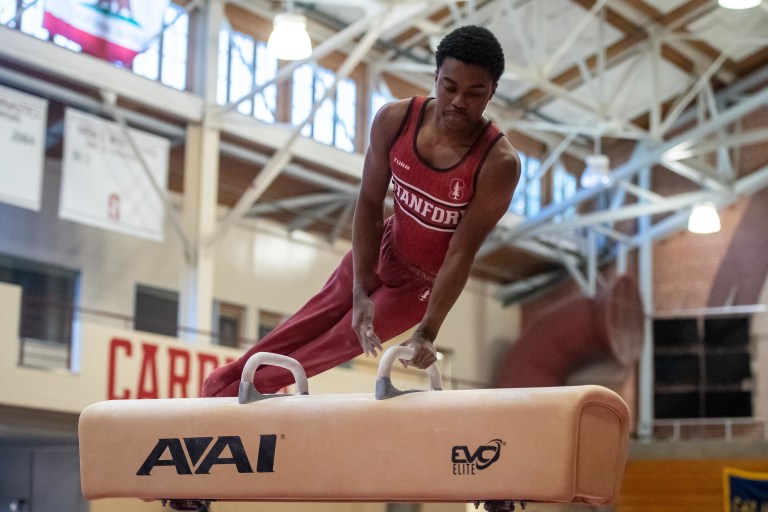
[[368, 98, 412, 149]]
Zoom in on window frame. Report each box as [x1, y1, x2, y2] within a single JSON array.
[[291, 62, 357, 153], [133, 284, 179, 338], [0, 254, 79, 369]]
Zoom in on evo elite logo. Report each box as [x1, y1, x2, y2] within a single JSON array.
[[137, 435, 277, 475], [451, 439, 503, 475]]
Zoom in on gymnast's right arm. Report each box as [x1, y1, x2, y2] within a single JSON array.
[[351, 100, 406, 357]]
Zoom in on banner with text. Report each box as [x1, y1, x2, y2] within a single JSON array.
[[0, 84, 48, 211], [724, 467, 768, 512], [59, 108, 169, 241], [43, 0, 171, 66]]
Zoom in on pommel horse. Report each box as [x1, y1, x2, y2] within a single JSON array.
[[79, 346, 631, 512]]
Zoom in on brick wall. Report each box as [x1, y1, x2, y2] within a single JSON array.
[[654, 102, 768, 312], [653, 200, 748, 312]]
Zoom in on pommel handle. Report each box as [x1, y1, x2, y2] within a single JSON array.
[[375, 346, 442, 400], [239, 352, 309, 404]]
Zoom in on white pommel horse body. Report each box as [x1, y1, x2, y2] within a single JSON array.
[[79, 346, 631, 512]]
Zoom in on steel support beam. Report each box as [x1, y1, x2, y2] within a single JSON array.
[[481, 84, 768, 253], [207, 2, 436, 248]]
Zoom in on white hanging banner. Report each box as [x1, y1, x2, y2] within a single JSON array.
[[59, 108, 169, 241], [43, 0, 171, 67], [0, 84, 48, 211]]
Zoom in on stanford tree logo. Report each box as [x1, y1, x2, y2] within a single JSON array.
[[449, 179, 465, 200]]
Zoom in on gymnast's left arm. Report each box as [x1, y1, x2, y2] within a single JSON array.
[[403, 140, 521, 370]]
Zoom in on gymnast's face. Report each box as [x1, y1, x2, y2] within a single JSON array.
[[434, 57, 497, 131]]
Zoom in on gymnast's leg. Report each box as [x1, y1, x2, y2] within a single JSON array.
[[202, 246, 433, 396], [200, 251, 372, 397], [241, 236, 434, 393], [245, 265, 431, 393]]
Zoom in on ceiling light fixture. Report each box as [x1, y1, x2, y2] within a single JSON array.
[[580, 154, 612, 189], [267, 2, 312, 61], [717, 0, 761, 9], [687, 203, 721, 234]]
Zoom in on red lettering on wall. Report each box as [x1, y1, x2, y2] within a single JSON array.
[[105, 338, 234, 400], [168, 348, 191, 398], [136, 343, 159, 399], [108, 337, 132, 400]]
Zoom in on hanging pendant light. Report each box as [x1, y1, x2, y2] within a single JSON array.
[[267, 12, 312, 61], [687, 203, 721, 234], [718, 0, 761, 9]]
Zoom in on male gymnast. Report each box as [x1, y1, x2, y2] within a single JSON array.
[[202, 25, 520, 397]]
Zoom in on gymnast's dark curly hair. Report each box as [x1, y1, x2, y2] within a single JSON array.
[[435, 25, 505, 83]]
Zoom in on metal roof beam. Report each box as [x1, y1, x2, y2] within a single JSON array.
[[286, 200, 348, 232], [248, 193, 352, 217], [215, 0, 391, 116], [482, 84, 768, 250], [628, 164, 768, 249], [208, 1, 439, 248]]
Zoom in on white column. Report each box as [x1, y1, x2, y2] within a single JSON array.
[[180, 123, 220, 341], [637, 166, 655, 440], [178, 0, 224, 341]]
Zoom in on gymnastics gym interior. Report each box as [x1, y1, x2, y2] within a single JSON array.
[[1, 0, 768, 511]]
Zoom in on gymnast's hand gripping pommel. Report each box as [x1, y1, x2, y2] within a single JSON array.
[[375, 345, 442, 399]]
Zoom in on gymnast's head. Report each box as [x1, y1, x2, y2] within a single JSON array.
[[435, 25, 506, 84]]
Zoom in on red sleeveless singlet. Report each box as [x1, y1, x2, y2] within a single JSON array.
[[387, 96, 504, 277]]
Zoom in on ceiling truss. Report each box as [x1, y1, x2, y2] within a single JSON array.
[[0, 0, 766, 304]]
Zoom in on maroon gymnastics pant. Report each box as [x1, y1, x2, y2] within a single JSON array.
[[200, 233, 434, 397]]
